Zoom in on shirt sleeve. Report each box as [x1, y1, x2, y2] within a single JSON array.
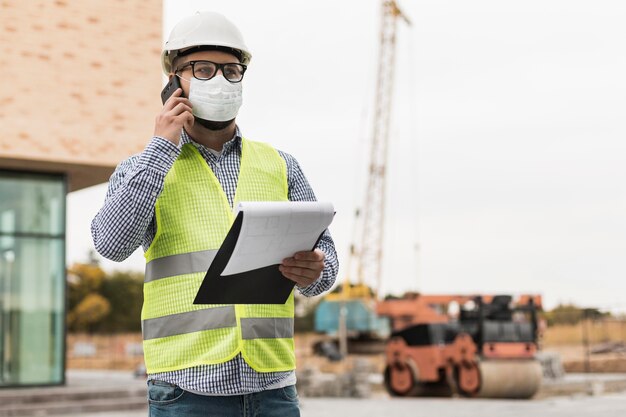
[[90, 136, 180, 261], [278, 150, 339, 297]]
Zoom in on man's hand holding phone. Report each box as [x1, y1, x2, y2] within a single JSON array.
[[154, 88, 194, 146]]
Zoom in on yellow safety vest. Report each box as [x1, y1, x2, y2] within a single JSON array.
[[141, 138, 294, 374]]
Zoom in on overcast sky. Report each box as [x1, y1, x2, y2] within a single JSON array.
[[68, 0, 626, 312]]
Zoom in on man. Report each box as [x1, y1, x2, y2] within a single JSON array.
[[91, 11, 338, 417]]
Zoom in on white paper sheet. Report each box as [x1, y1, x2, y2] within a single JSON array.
[[221, 201, 335, 276]]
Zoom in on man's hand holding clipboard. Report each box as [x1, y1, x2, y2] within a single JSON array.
[[194, 201, 334, 305], [280, 248, 326, 288]]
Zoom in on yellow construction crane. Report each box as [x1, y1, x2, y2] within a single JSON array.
[[356, 0, 411, 297], [314, 0, 411, 353]]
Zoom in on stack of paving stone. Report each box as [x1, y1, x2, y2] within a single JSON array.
[[537, 351, 566, 379], [297, 359, 374, 398]]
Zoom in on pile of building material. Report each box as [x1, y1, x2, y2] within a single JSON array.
[[591, 341, 626, 355], [537, 351, 566, 379], [297, 359, 373, 398]]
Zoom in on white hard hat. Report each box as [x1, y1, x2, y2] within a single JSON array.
[[162, 11, 252, 74]]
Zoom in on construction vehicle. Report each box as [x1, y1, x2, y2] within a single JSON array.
[[377, 293, 543, 398], [314, 283, 390, 354]]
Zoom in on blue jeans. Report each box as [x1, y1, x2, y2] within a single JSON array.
[[147, 380, 301, 417]]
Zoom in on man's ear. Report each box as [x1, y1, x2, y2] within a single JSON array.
[[168, 73, 175, 80]]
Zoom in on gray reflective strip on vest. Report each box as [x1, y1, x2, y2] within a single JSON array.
[[145, 249, 218, 283], [143, 306, 237, 340], [240, 318, 294, 340]]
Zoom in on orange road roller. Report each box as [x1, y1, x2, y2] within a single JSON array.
[[377, 294, 543, 399]]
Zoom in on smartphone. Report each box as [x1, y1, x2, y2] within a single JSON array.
[[160, 76, 183, 104]]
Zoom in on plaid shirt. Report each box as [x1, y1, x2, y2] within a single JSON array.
[[91, 127, 338, 394]]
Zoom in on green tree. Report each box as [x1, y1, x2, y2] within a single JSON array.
[[67, 263, 108, 332], [67, 263, 106, 309], [68, 293, 111, 333], [67, 263, 144, 333], [99, 271, 144, 332], [543, 304, 610, 326]]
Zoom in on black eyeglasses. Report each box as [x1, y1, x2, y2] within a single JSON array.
[[175, 60, 247, 83]]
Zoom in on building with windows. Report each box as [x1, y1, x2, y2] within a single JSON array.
[[0, 0, 161, 386]]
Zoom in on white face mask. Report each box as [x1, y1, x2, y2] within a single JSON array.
[[188, 75, 243, 122]]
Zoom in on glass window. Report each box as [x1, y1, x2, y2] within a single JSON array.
[[0, 174, 64, 236], [0, 171, 65, 386]]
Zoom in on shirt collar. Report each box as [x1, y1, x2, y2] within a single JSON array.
[[180, 126, 242, 155]]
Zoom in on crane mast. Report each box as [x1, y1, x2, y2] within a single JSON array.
[[356, 0, 410, 296], [315, 0, 411, 355]]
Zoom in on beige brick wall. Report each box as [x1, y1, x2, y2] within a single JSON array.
[[0, 0, 163, 191]]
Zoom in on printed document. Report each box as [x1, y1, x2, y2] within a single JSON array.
[[221, 201, 335, 275]]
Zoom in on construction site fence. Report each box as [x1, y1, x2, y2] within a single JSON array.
[[542, 312, 626, 373], [65, 314, 626, 373]]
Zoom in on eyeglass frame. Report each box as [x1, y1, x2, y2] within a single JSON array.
[[174, 60, 248, 83]]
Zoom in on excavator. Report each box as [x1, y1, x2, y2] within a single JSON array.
[[378, 293, 543, 398]]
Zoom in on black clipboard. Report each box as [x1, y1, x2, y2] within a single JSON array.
[[193, 211, 326, 305]]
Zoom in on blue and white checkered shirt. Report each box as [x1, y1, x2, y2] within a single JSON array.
[[91, 127, 338, 395]]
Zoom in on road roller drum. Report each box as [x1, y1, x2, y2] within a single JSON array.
[[474, 359, 542, 399]]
